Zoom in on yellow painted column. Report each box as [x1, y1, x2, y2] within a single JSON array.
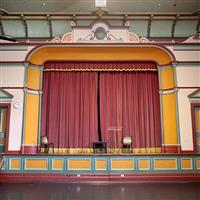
[[159, 65, 181, 153], [21, 64, 42, 154]]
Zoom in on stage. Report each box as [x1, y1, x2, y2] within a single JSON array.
[[1, 153, 200, 182]]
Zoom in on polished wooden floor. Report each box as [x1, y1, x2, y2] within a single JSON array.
[[0, 182, 199, 200]]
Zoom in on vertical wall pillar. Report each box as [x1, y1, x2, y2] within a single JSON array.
[[21, 64, 43, 154], [158, 64, 181, 153]]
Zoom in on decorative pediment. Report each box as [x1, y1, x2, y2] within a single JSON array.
[[182, 35, 200, 43], [188, 89, 200, 99], [0, 89, 13, 102], [51, 20, 151, 43], [188, 89, 200, 103]]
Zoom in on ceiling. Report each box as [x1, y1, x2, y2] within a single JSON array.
[[0, 0, 200, 15]]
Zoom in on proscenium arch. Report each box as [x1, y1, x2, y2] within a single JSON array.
[[26, 44, 175, 66], [22, 44, 180, 154]]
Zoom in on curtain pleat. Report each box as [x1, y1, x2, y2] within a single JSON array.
[[100, 72, 162, 149], [41, 72, 98, 148]]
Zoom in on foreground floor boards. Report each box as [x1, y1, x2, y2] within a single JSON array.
[[0, 182, 200, 200]]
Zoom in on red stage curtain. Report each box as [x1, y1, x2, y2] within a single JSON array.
[[100, 71, 161, 149], [42, 62, 161, 150], [41, 71, 98, 148]]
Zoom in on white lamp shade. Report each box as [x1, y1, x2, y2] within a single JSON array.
[[41, 136, 48, 144], [123, 136, 132, 145], [95, 0, 107, 7]]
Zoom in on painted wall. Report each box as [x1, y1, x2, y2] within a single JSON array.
[[0, 66, 25, 87], [176, 66, 200, 150], [176, 66, 200, 87], [0, 46, 34, 62], [177, 89, 196, 150], [4, 89, 24, 151], [0, 66, 25, 151]]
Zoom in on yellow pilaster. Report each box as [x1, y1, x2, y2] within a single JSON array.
[[160, 66, 180, 153], [22, 65, 41, 153]]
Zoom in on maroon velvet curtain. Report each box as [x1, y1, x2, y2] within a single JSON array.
[[100, 72, 161, 149], [41, 62, 161, 150], [41, 71, 98, 148]]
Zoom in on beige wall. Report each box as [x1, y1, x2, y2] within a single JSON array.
[[176, 66, 200, 150], [177, 89, 196, 150], [174, 51, 199, 61], [176, 66, 200, 87], [5, 89, 24, 151], [0, 66, 25, 87], [0, 65, 25, 151]]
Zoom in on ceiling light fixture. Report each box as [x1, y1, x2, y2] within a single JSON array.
[[95, 0, 107, 8], [0, 35, 17, 42]]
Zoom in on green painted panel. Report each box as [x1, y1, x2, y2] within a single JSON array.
[[174, 20, 198, 37], [150, 20, 173, 37], [1, 19, 26, 38], [27, 20, 50, 38], [51, 20, 71, 37], [107, 20, 124, 26], [0, 145, 4, 154], [76, 20, 93, 26], [2, 155, 200, 175], [0, 25, 2, 35], [129, 20, 148, 37]]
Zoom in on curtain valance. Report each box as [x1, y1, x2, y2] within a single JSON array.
[[44, 62, 157, 72]]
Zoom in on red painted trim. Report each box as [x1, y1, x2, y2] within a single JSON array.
[[0, 173, 200, 183], [176, 61, 200, 64], [0, 42, 200, 46], [161, 87, 200, 92], [4, 153, 199, 156], [5, 151, 21, 155], [0, 86, 197, 91], [1, 60, 199, 67], [181, 150, 196, 154], [0, 87, 24, 90], [0, 103, 11, 154], [177, 87, 200, 89], [174, 49, 200, 51], [161, 87, 175, 91], [0, 49, 28, 52], [35, 59, 160, 67], [21, 145, 38, 154], [0, 87, 42, 92], [191, 103, 200, 153], [162, 145, 182, 153]]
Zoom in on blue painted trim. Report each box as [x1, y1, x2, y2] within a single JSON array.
[[37, 66, 43, 146], [158, 65, 172, 70], [176, 63, 200, 67], [173, 66, 181, 145], [0, 46, 28, 50], [158, 66, 165, 145], [0, 63, 25, 68], [29, 65, 44, 70], [21, 65, 28, 145]]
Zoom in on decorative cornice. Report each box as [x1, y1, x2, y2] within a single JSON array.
[[182, 35, 200, 43]]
